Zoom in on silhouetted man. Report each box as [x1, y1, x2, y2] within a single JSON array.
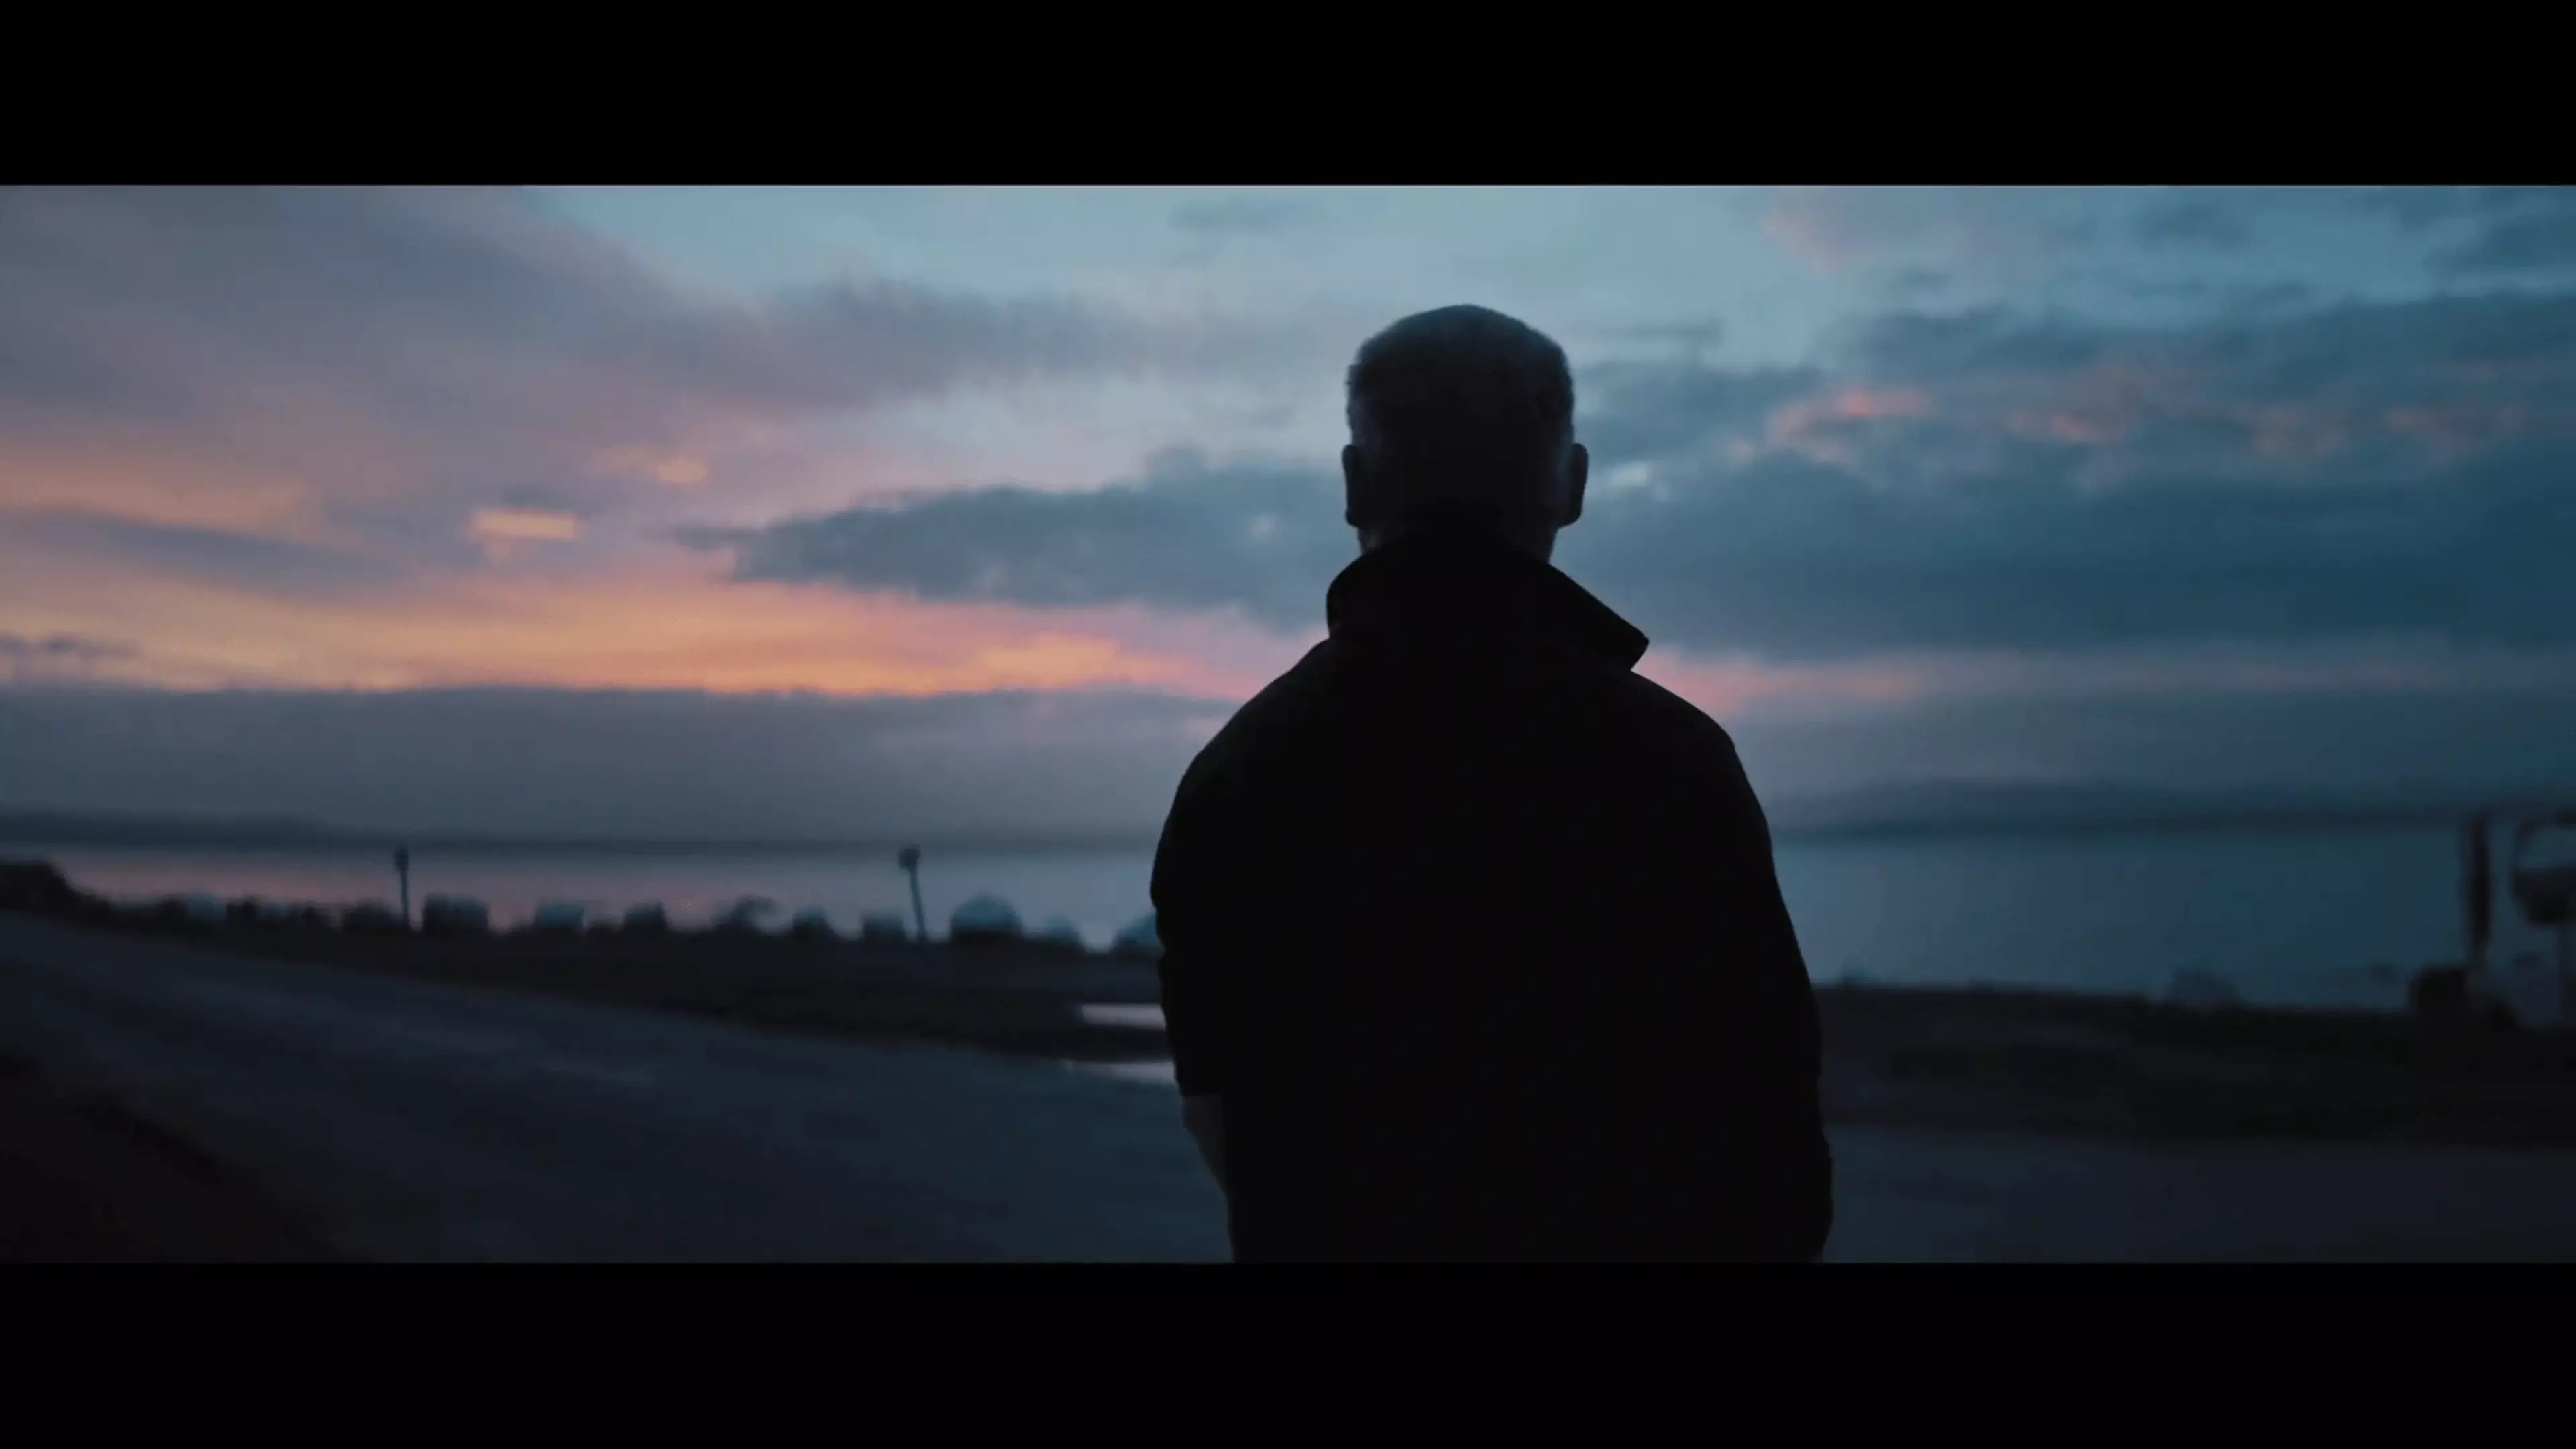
[[1151, 305, 1833, 1261]]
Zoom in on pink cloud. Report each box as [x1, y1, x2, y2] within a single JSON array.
[[1762, 386, 1933, 466], [1641, 653, 1933, 719]]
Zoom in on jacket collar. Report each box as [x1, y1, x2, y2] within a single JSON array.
[[1324, 527, 1650, 671]]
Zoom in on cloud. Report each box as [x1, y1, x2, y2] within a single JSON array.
[[689, 289, 2576, 663], [1, 513, 411, 598], [2133, 193, 2256, 249], [1575, 357, 1817, 465], [469, 506, 583, 545], [0, 686, 1234, 843], [0, 631, 135, 680], [0, 518, 1306, 698], [1562, 293, 2576, 656], [0, 633, 125, 659], [2338, 186, 2576, 274], [690, 450, 1354, 631], [1170, 195, 1319, 239], [1754, 187, 2102, 275], [0, 187, 1260, 553], [2358, 186, 2569, 230], [1601, 319, 1728, 352], [470, 507, 583, 541], [2440, 209, 2576, 274]]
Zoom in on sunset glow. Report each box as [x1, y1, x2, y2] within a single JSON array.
[[9, 186, 2576, 831]]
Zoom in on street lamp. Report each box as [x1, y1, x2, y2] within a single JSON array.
[[898, 845, 926, 943]]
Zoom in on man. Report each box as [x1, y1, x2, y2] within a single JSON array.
[[1151, 305, 1832, 1262]]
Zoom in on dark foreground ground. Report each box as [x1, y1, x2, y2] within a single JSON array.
[[8, 909, 2576, 1260], [0, 1049, 337, 1261], [72, 901, 2576, 1149]]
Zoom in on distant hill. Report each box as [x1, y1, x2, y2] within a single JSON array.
[[2, 784, 2563, 856], [1765, 781, 2544, 839], [0, 810, 358, 848]]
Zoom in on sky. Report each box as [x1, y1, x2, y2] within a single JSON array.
[[5, 185, 2576, 839]]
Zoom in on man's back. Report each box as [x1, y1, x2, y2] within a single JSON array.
[[1152, 528, 1833, 1261]]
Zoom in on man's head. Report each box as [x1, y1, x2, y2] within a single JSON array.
[[1342, 305, 1588, 559]]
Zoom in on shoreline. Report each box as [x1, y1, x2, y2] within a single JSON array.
[[15, 903, 2576, 1150], [8, 856, 2575, 1155]]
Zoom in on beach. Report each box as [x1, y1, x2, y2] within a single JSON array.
[[7, 899, 2576, 1260]]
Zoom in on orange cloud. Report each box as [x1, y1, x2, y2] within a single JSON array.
[[2010, 409, 2125, 445], [591, 445, 712, 488], [1770, 387, 1931, 438], [470, 508, 583, 542], [0, 437, 330, 542], [0, 533, 1297, 700], [1640, 653, 1931, 718], [1765, 387, 1933, 465]]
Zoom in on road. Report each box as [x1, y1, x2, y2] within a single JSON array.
[[7, 912, 2576, 1261]]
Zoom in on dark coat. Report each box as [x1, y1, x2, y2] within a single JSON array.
[[1152, 527, 1833, 1261]]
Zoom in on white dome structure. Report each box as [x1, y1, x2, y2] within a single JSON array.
[[713, 896, 777, 932], [1036, 917, 1086, 951], [1110, 912, 1161, 959], [789, 907, 838, 942], [949, 893, 1024, 944]]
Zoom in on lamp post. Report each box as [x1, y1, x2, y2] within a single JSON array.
[[394, 845, 412, 930], [898, 845, 926, 943]]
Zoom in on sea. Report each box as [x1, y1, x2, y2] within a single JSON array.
[[15, 822, 2538, 1016]]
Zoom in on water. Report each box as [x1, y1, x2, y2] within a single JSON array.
[[17, 824, 2504, 1010]]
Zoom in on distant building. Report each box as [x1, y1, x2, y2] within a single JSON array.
[[859, 910, 912, 943], [529, 902, 586, 934], [950, 893, 1024, 945], [622, 902, 671, 935]]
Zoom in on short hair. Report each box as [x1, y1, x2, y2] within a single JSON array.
[[1345, 305, 1576, 527]]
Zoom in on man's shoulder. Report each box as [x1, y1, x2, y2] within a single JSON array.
[[1609, 664, 1743, 761], [1171, 639, 1340, 806], [1526, 645, 1746, 778]]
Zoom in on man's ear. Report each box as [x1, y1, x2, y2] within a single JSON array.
[[1342, 444, 1370, 529], [1561, 443, 1589, 528]]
